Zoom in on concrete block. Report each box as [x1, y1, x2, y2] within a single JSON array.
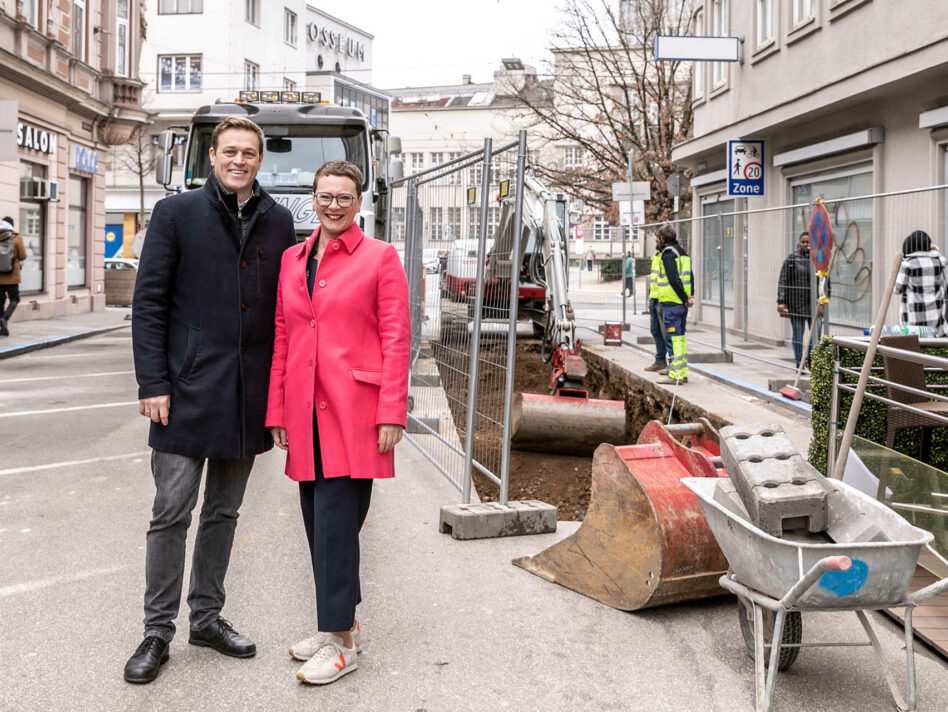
[[411, 373, 441, 387], [689, 351, 733, 364], [439, 500, 557, 540], [768, 377, 810, 392], [407, 415, 440, 435], [719, 423, 827, 538]]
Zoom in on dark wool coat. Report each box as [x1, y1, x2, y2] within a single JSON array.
[[777, 249, 816, 318], [132, 175, 296, 459]]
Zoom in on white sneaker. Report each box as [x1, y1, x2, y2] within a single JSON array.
[[296, 634, 358, 685], [289, 621, 361, 660]]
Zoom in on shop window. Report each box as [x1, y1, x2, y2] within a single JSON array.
[[18, 162, 45, 294], [159, 0, 203, 12], [790, 167, 873, 327], [67, 176, 88, 288], [701, 196, 736, 307], [158, 54, 202, 91]]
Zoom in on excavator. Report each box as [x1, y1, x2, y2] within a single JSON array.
[[481, 172, 626, 456]]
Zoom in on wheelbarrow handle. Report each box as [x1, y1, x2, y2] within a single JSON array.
[[779, 556, 851, 609]]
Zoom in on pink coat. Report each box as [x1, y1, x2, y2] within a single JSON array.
[[265, 223, 410, 480]]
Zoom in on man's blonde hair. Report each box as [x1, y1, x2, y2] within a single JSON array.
[[211, 116, 265, 154]]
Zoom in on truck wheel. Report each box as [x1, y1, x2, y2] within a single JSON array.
[[737, 596, 802, 671]]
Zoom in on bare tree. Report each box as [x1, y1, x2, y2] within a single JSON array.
[[506, 0, 693, 222], [113, 124, 158, 231]]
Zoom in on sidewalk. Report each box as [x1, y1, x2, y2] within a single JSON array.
[[0, 307, 131, 359]]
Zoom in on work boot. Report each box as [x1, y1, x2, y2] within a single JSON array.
[[644, 361, 667, 372], [657, 376, 688, 385], [188, 617, 256, 658], [658, 366, 669, 375]]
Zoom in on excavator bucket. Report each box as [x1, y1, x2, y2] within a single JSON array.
[[512, 420, 730, 611], [510, 392, 626, 456]]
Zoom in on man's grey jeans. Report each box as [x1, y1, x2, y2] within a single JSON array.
[[143, 449, 254, 642]]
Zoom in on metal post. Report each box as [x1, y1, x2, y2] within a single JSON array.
[[404, 181, 424, 366], [742, 218, 749, 342], [461, 138, 492, 504], [499, 131, 528, 506], [624, 149, 635, 320], [827, 356, 841, 476], [717, 212, 727, 352]]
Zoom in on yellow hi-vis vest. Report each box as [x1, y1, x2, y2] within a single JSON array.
[[656, 245, 693, 304], [648, 254, 661, 299]]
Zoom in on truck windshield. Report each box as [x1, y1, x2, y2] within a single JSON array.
[[185, 123, 368, 192]]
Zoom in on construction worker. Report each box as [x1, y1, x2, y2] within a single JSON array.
[[655, 224, 694, 384], [644, 234, 669, 372]]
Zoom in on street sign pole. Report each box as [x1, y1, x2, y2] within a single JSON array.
[[625, 150, 635, 318]]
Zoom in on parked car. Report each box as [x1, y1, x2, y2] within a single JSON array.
[[422, 248, 442, 274], [104, 257, 139, 271]]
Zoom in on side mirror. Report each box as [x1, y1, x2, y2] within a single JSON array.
[[389, 157, 404, 182], [158, 130, 174, 153], [388, 135, 402, 155], [156, 154, 174, 187]]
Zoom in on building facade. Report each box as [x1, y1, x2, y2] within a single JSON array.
[[0, 0, 148, 320], [105, 1, 387, 243], [672, 0, 948, 337]]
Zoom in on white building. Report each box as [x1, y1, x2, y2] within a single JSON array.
[[105, 1, 385, 254], [672, 0, 948, 336]]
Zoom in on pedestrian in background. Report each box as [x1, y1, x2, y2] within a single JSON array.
[[623, 250, 634, 298], [644, 234, 670, 372], [0, 217, 26, 337], [655, 224, 694, 384], [777, 232, 824, 369], [894, 229, 947, 336], [125, 116, 295, 684], [585, 246, 594, 272], [267, 160, 410, 686]]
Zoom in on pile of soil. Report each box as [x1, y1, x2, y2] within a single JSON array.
[[431, 338, 595, 521]]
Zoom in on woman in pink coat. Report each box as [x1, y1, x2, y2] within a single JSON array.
[[266, 160, 410, 685]]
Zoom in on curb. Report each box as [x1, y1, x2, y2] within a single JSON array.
[[0, 324, 130, 360]]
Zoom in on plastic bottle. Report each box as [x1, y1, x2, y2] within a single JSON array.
[[864, 324, 938, 337]]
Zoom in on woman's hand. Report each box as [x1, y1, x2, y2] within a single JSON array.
[[378, 424, 404, 454], [270, 427, 288, 451]]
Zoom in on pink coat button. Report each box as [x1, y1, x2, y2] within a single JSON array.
[[318, 279, 326, 288], [333, 243, 340, 251], [310, 320, 315, 327], [319, 401, 327, 410]]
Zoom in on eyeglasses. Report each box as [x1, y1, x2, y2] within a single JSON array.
[[314, 192, 356, 208]]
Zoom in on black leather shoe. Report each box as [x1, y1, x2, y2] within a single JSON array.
[[188, 617, 256, 658], [124, 636, 170, 684]]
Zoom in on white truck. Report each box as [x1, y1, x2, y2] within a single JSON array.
[[156, 99, 399, 240]]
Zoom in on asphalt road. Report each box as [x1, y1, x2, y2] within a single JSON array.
[[2, 329, 948, 712]]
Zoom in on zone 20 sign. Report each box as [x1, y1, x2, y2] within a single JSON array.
[[728, 140, 764, 197]]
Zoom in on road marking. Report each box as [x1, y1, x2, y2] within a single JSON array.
[[0, 401, 138, 419], [0, 451, 150, 477], [0, 370, 135, 384], [0, 565, 134, 599]]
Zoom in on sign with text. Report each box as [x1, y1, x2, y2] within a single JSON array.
[[612, 181, 650, 202], [727, 139, 764, 197], [72, 144, 100, 174]]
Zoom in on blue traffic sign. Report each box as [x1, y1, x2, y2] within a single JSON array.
[[728, 140, 764, 197]]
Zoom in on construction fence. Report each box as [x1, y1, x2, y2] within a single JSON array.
[[389, 133, 527, 505]]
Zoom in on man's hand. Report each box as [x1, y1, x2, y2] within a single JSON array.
[[777, 303, 789, 315], [139, 395, 171, 426], [270, 427, 288, 451], [816, 304, 825, 318], [686, 296, 695, 308], [378, 424, 404, 454]]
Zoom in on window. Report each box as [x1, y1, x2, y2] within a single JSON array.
[[469, 161, 482, 185], [67, 176, 88, 288], [245, 0, 259, 25], [563, 145, 584, 169], [159, 0, 203, 12], [158, 54, 202, 91], [793, 0, 814, 25], [488, 206, 501, 236], [283, 78, 296, 91], [430, 152, 444, 168], [410, 153, 424, 174], [391, 207, 405, 242], [468, 206, 481, 238], [711, 0, 727, 87], [446, 207, 461, 240], [284, 9, 297, 46], [18, 162, 45, 293], [701, 196, 736, 307], [447, 152, 461, 184], [73, 0, 87, 62], [244, 60, 259, 91], [593, 218, 610, 241], [429, 208, 443, 241], [756, 0, 774, 48], [790, 167, 873, 326], [116, 0, 129, 77], [693, 9, 704, 99], [22, 0, 39, 26]]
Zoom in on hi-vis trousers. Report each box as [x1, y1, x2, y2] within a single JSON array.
[[661, 302, 688, 380]]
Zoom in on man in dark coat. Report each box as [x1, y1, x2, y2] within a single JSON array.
[[777, 232, 823, 368], [125, 116, 296, 684]]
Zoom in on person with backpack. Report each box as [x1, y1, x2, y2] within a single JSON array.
[[0, 218, 27, 337]]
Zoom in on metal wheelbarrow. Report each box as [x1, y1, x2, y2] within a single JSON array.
[[683, 476, 948, 712]]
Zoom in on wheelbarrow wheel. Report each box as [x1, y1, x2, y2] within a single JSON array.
[[736, 596, 802, 671]]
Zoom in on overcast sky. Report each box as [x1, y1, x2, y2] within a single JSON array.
[[311, 0, 559, 89]]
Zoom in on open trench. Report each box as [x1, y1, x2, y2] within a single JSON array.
[[432, 337, 733, 521]]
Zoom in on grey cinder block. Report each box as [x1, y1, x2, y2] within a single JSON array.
[[407, 415, 440, 435], [439, 501, 557, 540], [411, 373, 442, 387]]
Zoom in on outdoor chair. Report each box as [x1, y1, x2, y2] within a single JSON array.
[[879, 334, 948, 462]]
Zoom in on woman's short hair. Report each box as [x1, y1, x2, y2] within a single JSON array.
[[211, 116, 265, 154], [314, 160, 364, 196]]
